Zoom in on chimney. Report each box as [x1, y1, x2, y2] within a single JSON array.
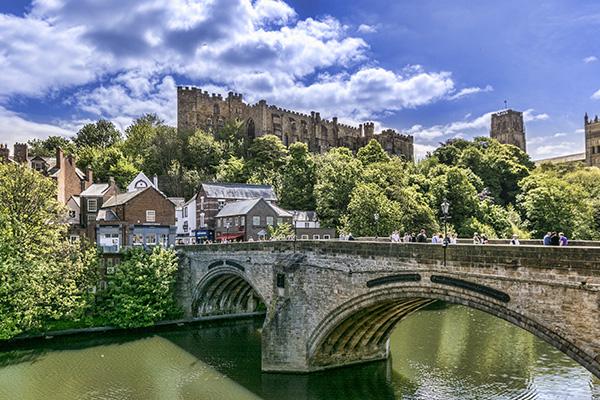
[[0, 144, 9, 163], [14, 143, 28, 164], [86, 165, 93, 184], [153, 175, 159, 189], [56, 147, 64, 169], [108, 176, 115, 187]]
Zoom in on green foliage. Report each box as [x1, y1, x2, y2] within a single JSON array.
[[279, 142, 316, 210], [344, 183, 403, 237], [357, 139, 390, 165], [245, 135, 288, 187], [214, 119, 247, 158], [101, 247, 181, 328], [74, 120, 122, 149], [0, 163, 97, 338], [76, 145, 138, 188], [216, 156, 248, 183], [28, 136, 76, 158], [268, 223, 294, 240], [314, 147, 362, 228]]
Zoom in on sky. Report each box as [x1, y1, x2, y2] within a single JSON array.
[[1, 0, 600, 160]]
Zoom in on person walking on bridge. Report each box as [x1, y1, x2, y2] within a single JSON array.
[[559, 232, 568, 246], [416, 229, 427, 243], [543, 232, 551, 245]]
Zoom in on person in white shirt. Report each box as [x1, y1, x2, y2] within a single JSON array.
[[510, 234, 520, 245]]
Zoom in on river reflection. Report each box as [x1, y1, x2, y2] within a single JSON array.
[[0, 304, 598, 400]]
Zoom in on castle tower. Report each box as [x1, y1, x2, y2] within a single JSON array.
[[585, 112, 600, 167], [490, 109, 526, 152], [0, 144, 9, 163], [13, 143, 28, 164]]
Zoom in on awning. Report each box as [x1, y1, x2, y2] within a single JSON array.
[[219, 233, 244, 240]]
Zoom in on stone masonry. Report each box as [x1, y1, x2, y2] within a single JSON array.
[[178, 241, 600, 378], [490, 109, 526, 152], [177, 86, 414, 160], [585, 113, 600, 167]]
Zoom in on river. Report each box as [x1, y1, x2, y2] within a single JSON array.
[[0, 303, 598, 400]]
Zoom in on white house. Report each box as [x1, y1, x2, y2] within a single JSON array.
[[176, 194, 197, 244], [126, 171, 159, 192]]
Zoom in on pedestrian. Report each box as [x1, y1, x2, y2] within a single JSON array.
[[543, 232, 551, 246], [416, 229, 427, 243], [473, 232, 481, 244], [410, 232, 417, 242], [559, 232, 568, 246], [403, 232, 411, 243], [550, 231, 560, 246], [451, 233, 458, 244], [481, 234, 489, 244], [431, 232, 440, 244], [391, 230, 400, 243], [348, 232, 355, 241], [510, 234, 520, 245]]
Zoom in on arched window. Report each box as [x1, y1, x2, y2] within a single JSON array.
[[247, 119, 256, 140], [213, 103, 220, 115]]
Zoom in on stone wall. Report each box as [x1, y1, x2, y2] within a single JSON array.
[[490, 109, 526, 152], [177, 86, 414, 160], [585, 113, 600, 167], [177, 241, 600, 378]]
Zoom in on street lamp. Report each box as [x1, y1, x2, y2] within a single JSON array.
[[373, 212, 380, 239], [440, 198, 450, 267], [292, 211, 298, 252]]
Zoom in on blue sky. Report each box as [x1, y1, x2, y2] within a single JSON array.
[[1, 0, 599, 159]]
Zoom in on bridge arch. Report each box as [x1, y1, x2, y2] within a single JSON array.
[[307, 285, 596, 374], [192, 265, 265, 317]]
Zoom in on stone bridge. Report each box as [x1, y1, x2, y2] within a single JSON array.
[[176, 241, 600, 378]]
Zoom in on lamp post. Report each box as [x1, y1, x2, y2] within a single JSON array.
[[292, 211, 298, 252], [440, 198, 450, 267], [373, 212, 380, 239]]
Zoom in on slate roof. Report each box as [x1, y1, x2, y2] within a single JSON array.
[[96, 209, 120, 222], [201, 182, 277, 201], [168, 197, 186, 208], [216, 198, 293, 218], [102, 188, 147, 207], [80, 183, 110, 197]]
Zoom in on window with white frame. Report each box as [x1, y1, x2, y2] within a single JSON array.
[[183, 221, 189, 232], [183, 207, 188, 218], [200, 196, 205, 210], [240, 216, 245, 226], [132, 234, 143, 245], [146, 210, 156, 222], [69, 235, 79, 243], [146, 234, 157, 245], [313, 234, 320, 240], [323, 234, 331, 240], [276, 217, 283, 225], [301, 234, 309, 240], [253, 216, 261, 226], [200, 212, 205, 227], [87, 198, 97, 212], [266, 216, 274, 226]]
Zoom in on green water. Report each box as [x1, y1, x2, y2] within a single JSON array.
[[0, 304, 598, 400]]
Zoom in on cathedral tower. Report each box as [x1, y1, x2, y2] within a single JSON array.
[[585, 113, 600, 167], [490, 109, 526, 152]]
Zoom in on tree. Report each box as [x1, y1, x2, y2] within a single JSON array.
[[214, 119, 246, 158], [28, 136, 76, 158], [216, 156, 248, 183], [268, 223, 294, 240], [357, 139, 390, 165], [187, 129, 224, 175], [122, 114, 162, 166], [245, 135, 288, 187], [102, 247, 181, 328], [74, 120, 122, 149], [314, 147, 362, 228], [279, 142, 316, 210], [76, 146, 138, 188], [0, 163, 97, 338], [344, 183, 403, 237]]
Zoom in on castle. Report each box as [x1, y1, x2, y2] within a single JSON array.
[[177, 86, 414, 160], [490, 109, 526, 152]]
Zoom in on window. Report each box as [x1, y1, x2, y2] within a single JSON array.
[[200, 196, 205, 210], [323, 235, 331, 240], [134, 180, 147, 188], [305, 222, 310, 228], [69, 235, 79, 243], [301, 234, 309, 240], [266, 216, 274, 226], [146, 210, 156, 222], [132, 234, 144, 245], [217, 218, 222, 228], [253, 216, 261, 226], [183, 221, 189, 232], [276, 217, 283, 225], [98, 280, 108, 291], [87, 214, 96, 222], [240, 216, 245, 226], [69, 210, 76, 219], [87, 198, 97, 212], [160, 234, 168, 246], [146, 234, 157, 245], [218, 199, 226, 210], [313, 235, 320, 240], [183, 207, 188, 218], [200, 212, 205, 228]]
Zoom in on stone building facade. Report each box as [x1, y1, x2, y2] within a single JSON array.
[[177, 86, 414, 160], [490, 109, 526, 152], [584, 113, 600, 167]]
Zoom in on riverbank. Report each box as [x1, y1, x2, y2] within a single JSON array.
[[0, 312, 266, 349]]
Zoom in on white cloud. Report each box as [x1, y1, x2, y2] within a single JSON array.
[[583, 56, 598, 64], [414, 143, 437, 160], [0, 106, 72, 147], [592, 89, 600, 100], [357, 24, 377, 34], [523, 109, 549, 121], [447, 84, 493, 100]]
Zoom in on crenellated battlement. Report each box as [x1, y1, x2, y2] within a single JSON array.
[[177, 85, 414, 160]]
